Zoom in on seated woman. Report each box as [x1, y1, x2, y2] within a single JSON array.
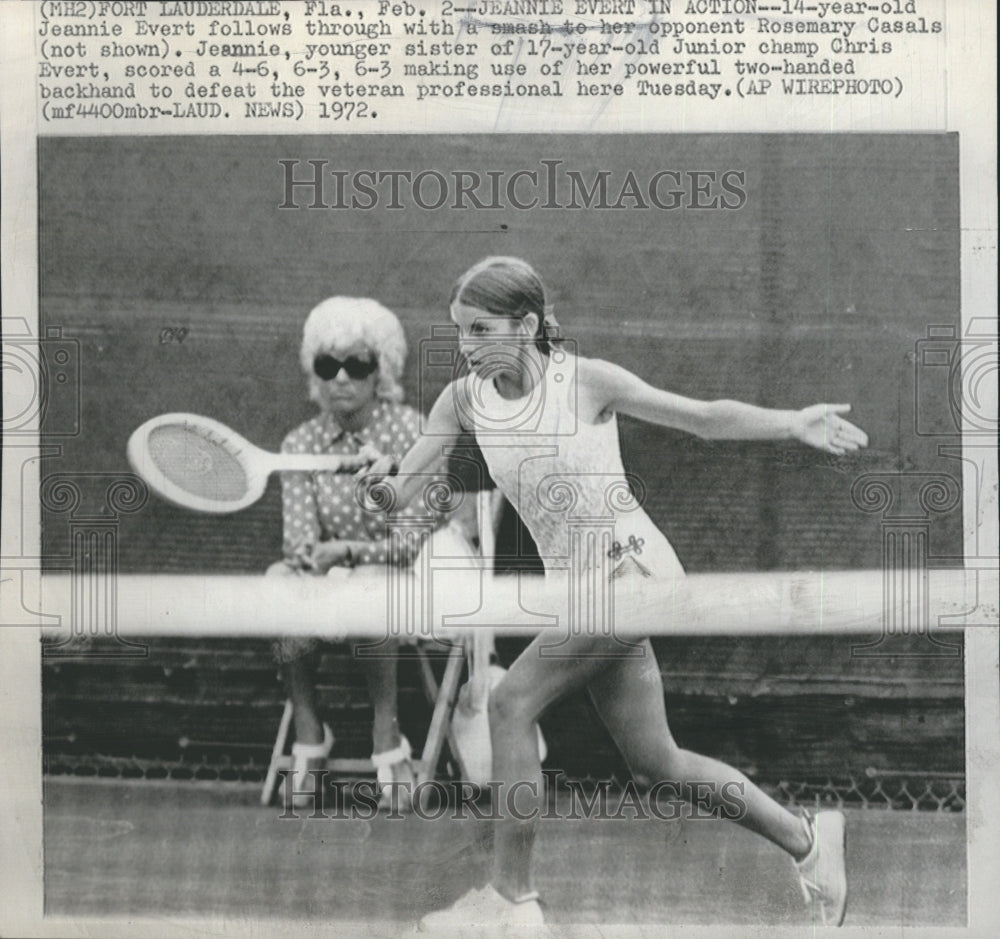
[[267, 296, 428, 810]]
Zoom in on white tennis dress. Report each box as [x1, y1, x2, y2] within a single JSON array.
[[466, 352, 686, 592]]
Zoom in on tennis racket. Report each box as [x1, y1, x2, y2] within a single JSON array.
[[127, 412, 372, 514]]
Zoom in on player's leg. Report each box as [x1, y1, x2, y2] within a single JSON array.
[[418, 631, 620, 932], [586, 639, 810, 856], [588, 641, 847, 925], [487, 633, 624, 901]]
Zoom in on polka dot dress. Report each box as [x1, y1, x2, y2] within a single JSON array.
[[280, 401, 422, 566], [273, 401, 422, 663]]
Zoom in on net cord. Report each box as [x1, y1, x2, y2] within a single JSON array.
[[35, 568, 992, 639]]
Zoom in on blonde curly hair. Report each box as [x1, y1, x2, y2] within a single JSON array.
[[300, 297, 407, 403]]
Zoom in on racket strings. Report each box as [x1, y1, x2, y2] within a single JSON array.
[[146, 423, 249, 502]]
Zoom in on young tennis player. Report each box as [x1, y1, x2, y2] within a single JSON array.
[[367, 257, 867, 929]]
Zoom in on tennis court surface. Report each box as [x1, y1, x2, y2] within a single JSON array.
[[45, 777, 965, 928]]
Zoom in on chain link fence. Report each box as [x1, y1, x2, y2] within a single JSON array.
[[44, 745, 964, 812]]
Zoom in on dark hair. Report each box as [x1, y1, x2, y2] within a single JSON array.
[[450, 256, 563, 355]]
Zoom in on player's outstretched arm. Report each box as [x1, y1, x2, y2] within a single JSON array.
[[361, 380, 466, 511], [788, 403, 869, 455], [584, 359, 869, 454]]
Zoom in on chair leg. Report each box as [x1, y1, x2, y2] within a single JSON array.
[[416, 643, 467, 785], [417, 643, 471, 783], [261, 699, 294, 806], [416, 646, 441, 704]]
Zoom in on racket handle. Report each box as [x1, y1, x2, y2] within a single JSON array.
[[266, 453, 370, 474], [467, 623, 495, 711], [477, 489, 498, 561]]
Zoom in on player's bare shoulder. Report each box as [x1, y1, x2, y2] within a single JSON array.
[[573, 355, 635, 422], [575, 355, 627, 386]]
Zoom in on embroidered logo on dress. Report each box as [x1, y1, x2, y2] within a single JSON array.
[[607, 534, 645, 561]]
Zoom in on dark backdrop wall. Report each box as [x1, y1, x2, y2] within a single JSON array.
[[38, 135, 964, 789], [39, 134, 962, 572]]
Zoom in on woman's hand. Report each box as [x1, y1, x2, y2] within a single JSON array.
[[304, 539, 354, 574], [792, 404, 869, 455]]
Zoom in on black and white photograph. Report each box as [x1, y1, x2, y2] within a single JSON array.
[[1, 2, 997, 937], [25, 133, 973, 931]]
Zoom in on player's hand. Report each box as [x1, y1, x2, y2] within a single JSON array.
[[304, 539, 353, 573], [337, 443, 383, 474], [793, 404, 869, 455], [357, 443, 385, 465], [357, 452, 398, 480]]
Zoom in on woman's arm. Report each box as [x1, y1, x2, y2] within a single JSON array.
[[362, 380, 467, 511], [583, 358, 869, 455]]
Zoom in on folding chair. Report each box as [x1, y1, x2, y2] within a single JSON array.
[[260, 490, 499, 806]]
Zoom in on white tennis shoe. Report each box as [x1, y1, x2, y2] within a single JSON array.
[[417, 884, 546, 936], [795, 810, 848, 926]]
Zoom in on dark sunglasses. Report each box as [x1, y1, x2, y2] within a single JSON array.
[[313, 354, 378, 381]]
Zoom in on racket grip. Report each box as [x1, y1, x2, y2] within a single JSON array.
[[269, 453, 370, 474]]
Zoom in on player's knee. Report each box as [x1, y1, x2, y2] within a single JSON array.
[[629, 745, 683, 788], [487, 685, 510, 726], [488, 680, 536, 729], [631, 772, 654, 790], [631, 762, 677, 790]]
